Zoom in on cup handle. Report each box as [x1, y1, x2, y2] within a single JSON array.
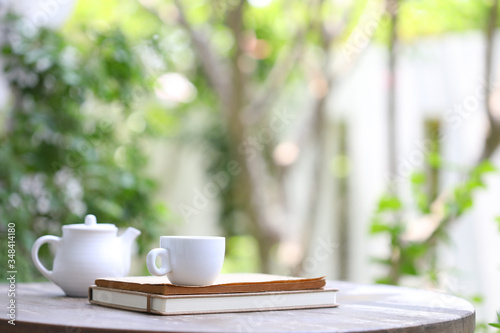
[[31, 235, 60, 282], [147, 248, 171, 276]]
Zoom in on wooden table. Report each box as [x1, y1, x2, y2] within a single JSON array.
[[0, 281, 474, 332]]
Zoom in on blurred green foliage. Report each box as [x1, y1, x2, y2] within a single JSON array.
[[0, 16, 168, 281], [1, 0, 500, 285], [370, 157, 498, 285], [396, 0, 493, 41], [221, 235, 261, 273], [490, 312, 500, 330]]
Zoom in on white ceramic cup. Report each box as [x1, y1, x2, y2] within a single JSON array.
[[146, 236, 225, 286]]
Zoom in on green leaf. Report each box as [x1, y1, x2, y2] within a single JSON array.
[[414, 191, 430, 214], [474, 160, 497, 175], [411, 172, 426, 185], [377, 194, 403, 212], [496, 217, 500, 232], [375, 277, 394, 285], [370, 220, 392, 234], [470, 294, 483, 304], [489, 312, 500, 329], [400, 260, 419, 276], [469, 179, 486, 190], [427, 151, 442, 168], [405, 243, 428, 258], [389, 224, 405, 239]]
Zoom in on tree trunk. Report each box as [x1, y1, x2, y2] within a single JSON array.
[[336, 122, 350, 280], [224, 1, 281, 273], [387, 0, 399, 181], [386, 0, 401, 284], [480, 0, 500, 161]]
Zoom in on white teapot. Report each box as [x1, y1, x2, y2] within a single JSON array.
[[31, 214, 141, 297]]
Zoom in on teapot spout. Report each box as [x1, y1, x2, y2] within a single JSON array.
[[119, 227, 141, 276]]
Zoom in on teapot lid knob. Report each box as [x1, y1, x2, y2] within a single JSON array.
[[85, 214, 97, 226], [62, 214, 116, 231]]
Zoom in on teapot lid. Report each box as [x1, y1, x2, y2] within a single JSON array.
[[62, 214, 117, 231]]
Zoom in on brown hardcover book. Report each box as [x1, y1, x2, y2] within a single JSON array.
[[88, 285, 338, 315], [95, 273, 326, 296]]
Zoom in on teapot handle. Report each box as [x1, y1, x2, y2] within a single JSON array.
[[31, 235, 61, 282]]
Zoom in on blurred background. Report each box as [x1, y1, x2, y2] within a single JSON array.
[[1, 0, 500, 329]]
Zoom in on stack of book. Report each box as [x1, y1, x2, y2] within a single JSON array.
[[88, 273, 338, 315]]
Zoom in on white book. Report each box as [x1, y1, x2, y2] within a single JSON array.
[[89, 285, 338, 316]]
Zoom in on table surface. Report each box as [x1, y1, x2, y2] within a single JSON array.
[[0, 281, 474, 333]]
